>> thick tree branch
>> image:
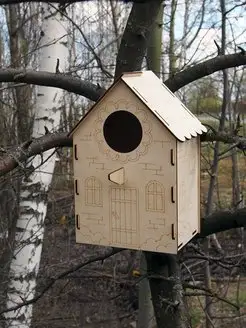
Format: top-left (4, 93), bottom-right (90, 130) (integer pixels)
top-left (1, 131), bottom-right (245, 177)
top-left (0, 132), bottom-right (72, 176)
top-left (115, 0), bottom-right (163, 79)
top-left (165, 52), bottom-right (246, 92)
top-left (199, 207), bottom-right (246, 238)
top-left (0, 69), bottom-right (103, 101)
top-left (0, 52), bottom-right (245, 103)
top-left (0, 0), bottom-right (150, 4)
top-left (201, 131), bottom-right (246, 152)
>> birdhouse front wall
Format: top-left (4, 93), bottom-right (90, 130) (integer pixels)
top-left (73, 82), bottom-right (179, 254)
top-left (177, 137), bottom-right (200, 250)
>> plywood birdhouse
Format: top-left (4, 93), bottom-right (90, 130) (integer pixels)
top-left (69, 71), bottom-right (207, 254)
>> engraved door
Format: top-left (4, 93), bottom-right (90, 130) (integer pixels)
top-left (110, 187), bottom-right (139, 247)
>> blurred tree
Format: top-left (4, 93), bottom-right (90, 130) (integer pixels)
top-left (186, 77), bottom-right (222, 115)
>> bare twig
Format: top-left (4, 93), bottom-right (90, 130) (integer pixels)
top-left (184, 283), bottom-right (240, 310)
top-left (0, 247), bottom-right (122, 315)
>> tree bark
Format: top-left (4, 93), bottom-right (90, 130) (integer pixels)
top-left (0, 52), bottom-right (246, 102)
top-left (114, 0), bottom-right (163, 79)
top-left (137, 255), bottom-right (156, 328)
top-left (138, 6), bottom-right (164, 328)
top-left (165, 52), bottom-right (246, 93)
top-left (146, 3), bottom-right (164, 77)
top-left (146, 253), bottom-right (191, 328)
top-left (168, 0), bottom-right (177, 77)
top-left (204, 1), bottom-right (228, 325)
top-left (4, 5), bottom-right (68, 327)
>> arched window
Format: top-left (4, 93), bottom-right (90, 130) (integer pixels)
top-left (146, 181), bottom-right (165, 212)
top-left (85, 177), bottom-right (102, 206)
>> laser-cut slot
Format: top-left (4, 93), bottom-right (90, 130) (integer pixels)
top-left (76, 215), bottom-right (80, 230)
top-left (170, 149), bottom-right (175, 165)
top-left (171, 187), bottom-right (175, 203)
top-left (171, 224), bottom-right (175, 240)
top-left (74, 144), bottom-right (78, 160)
top-left (75, 180), bottom-right (79, 195)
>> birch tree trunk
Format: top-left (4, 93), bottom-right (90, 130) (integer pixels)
top-left (4, 4), bottom-right (69, 328)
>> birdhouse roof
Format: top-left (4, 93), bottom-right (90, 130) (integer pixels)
top-left (69, 71), bottom-right (207, 141)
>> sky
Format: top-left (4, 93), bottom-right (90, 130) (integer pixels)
top-left (174, 1), bottom-right (246, 63)
top-left (1, 0), bottom-right (245, 83)
top-left (75, 0), bottom-right (246, 72)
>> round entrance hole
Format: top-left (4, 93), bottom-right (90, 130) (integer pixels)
top-left (103, 110), bottom-right (143, 153)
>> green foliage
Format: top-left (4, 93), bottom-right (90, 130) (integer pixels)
top-left (187, 77), bottom-right (222, 114)
top-left (228, 288), bottom-right (246, 309)
top-left (189, 306), bottom-right (202, 327)
top-left (199, 96), bottom-right (222, 114)
top-left (237, 289), bottom-right (246, 307)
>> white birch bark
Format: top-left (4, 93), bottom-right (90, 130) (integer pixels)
top-left (5, 4), bottom-right (69, 327)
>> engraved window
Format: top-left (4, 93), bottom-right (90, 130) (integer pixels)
top-left (146, 181), bottom-right (165, 212)
top-left (85, 177), bottom-right (102, 206)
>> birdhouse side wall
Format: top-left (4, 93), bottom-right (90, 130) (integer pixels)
top-left (73, 82), bottom-right (178, 254)
top-left (177, 137), bottom-right (200, 249)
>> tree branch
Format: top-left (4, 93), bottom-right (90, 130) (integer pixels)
top-left (184, 283), bottom-right (240, 310)
top-left (0, 52), bottom-right (245, 104)
top-left (0, 0), bottom-right (151, 4)
top-left (1, 131), bottom-right (245, 177)
top-left (0, 69), bottom-right (103, 101)
top-left (0, 247), bottom-right (122, 316)
top-left (0, 132), bottom-right (72, 177)
top-left (199, 207), bottom-right (246, 238)
top-left (165, 52), bottom-right (246, 92)
top-left (201, 131), bottom-right (246, 151)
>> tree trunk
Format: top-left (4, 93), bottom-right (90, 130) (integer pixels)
top-left (146, 3), bottom-right (164, 77)
top-left (137, 5), bottom-right (164, 328)
top-left (147, 253), bottom-right (190, 328)
top-left (144, 3), bottom-right (189, 326)
top-left (204, 1), bottom-right (228, 326)
top-left (114, 0), bottom-right (163, 80)
top-left (0, 4), bottom-right (33, 312)
top-left (137, 255), bottom-right (156, 328)
top-left (6, 3), bottom-right (33, 143)
top-left (4, 4), bottom-right (68, 327)
top-left (168, 0), bottom-right (177, 77)
top-left (231, 71), bottom-right (244, 257)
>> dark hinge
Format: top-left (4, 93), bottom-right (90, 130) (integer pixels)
top-left (170, 149), bottom-right (175, 166)
top-left (171, 224), bottom-right (175, 240)
top-left (74, 144), bottom-right (78, 160)
top-left (75, 180), bottom-right (79, 195)
top-left (76, 215), bottom-right (80, 230)
top-left (171, 187), bottom-right (175, 203)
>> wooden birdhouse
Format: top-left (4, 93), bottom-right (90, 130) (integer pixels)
top-left (69, 71), bottom-right (207, 254)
